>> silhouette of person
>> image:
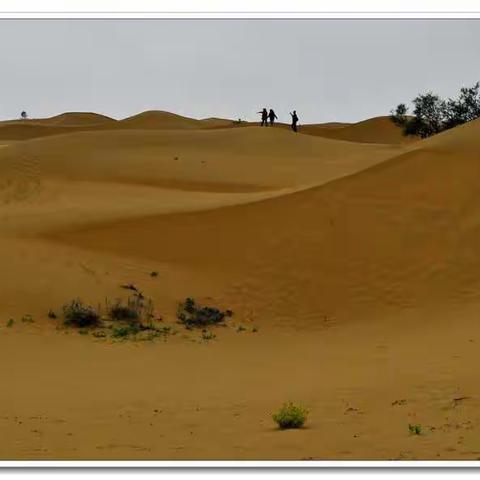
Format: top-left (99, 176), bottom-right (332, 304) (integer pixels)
top-left (258, 108), bottom-right (268, 127)
top-left (290, 110), bottom-right (299, 132)
top-left (268, 109), bottom-right (278, 126)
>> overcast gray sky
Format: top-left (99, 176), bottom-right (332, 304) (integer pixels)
top-left (0, 19), bottom-right (479, 124)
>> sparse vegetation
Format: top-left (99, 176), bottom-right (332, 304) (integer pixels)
top-left (112, 325), bottom-right (139, 338)
top-left (62, 299), bottom-right (100, 328)
top-left (57, 290), bottom-right (238, 344)
top-left (120, 283), bottom-right (144, 298)
top-left (59, 288), bottom-right (175, 342)
top-left (408, 424), bottom-right (422, 435)
top-left (107, 297), bottom-right (143, 322)
top-left (21, 314), bottom-right (34, 323)
top-left (200, 330), bottom-right (216, 342)
top-left (6, 319), bottom-right (14, 328)
top-left (272, 402), bottom-right (308, 430)
top-left (391, 81), bottom-right (480, 138)
top-left (177, 297), bottom-right (233, 329)
top-left (150, 271), bottom-right (159, 277)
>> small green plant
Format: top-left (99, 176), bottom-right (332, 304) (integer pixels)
top-left (6, 318), bottom-right (14, 328)
top-left (112, 326), bottom-right (136, 338)
top-left (47, 310), bottom-right (57, 319)
top-left (408, 424), bottom-right (422, 435)
top-left (177, 297), bottom-right (232, 329)
top-left (63, 299), bottom-right (100, 328)
top-left (272, 402), bottom-right (308, 430)
top-left (201, 330), bottom-right (216, 342)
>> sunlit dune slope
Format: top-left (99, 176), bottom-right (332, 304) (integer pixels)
top-left (0, 126), bottom-right (402, 195)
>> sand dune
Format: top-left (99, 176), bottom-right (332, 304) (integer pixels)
top-left (1, 113), bottom-right (480, 460)
top-left (0, 110), bottom-right (206, 140)
top-left (0, 126), bottom-right (402, 195)
top-left (0, 112), bottom-right (117, 140)
top-left (118, 110), bottom-right (206, 130)
top-left (301, 116), bottom-right (416, 144)
top-left (200, 117), bottom-right (234, 127)
top-left (48, 119), bottom-right (480, 322)
top-left (37, 112), bottom-right (116, 126)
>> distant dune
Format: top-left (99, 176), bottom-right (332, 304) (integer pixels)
top-left (301, 116), bottom-right (414, 144)
top-left (39, 111), bottom-right (117, 126)
top-left (200, 117), bottom-right (234, 127)
top-left (118, 110), bottom-right (206, 130)
top-left (0, 110), bottom-right (415, 144)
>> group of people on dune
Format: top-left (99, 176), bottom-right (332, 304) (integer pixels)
top-left (257, 108), bottom-right (299, 132)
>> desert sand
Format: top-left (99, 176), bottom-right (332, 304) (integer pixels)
top-left (1, 111), bottom-right (480, 461)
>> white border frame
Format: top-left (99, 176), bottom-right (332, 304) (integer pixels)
top-left (1, 0), bottom-right (479, 468)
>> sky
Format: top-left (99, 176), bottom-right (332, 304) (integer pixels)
top-left (0, 19), bottom-right (479, 124)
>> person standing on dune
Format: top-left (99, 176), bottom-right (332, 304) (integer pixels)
top-left (258, 108), bottom-right (268, 127)
top-left (290, 110), bottom-right (299, 132)
top-left (268, 109), bottom-right (278, 126)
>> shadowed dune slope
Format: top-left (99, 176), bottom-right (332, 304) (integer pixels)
top-left (48, 119), bottom-right (480, 323)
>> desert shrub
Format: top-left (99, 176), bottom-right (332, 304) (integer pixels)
top-left (177, 297), bottom-right (233, 329)
top-left (63, 299), bottom-right (100, 328)
top-left (390, 103), bottom-right (408, 126)
top-left (409, 92), bottom-right (447, 138)
top-left (107, 295), bottom-right (153, 322)
top-left (47, 310), bottom-right (57, 319)
top-left (105, 293), bottom-right (170, 340)
top-left (444, 82), bottom-right (480, 129)
top-left (6, 318), bottom-right (14, 328)
top-left (272, 402), bottom-right (308, 430)
top-left (408, 424), bottom-right (422, 435)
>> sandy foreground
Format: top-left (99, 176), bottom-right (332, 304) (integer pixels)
top-left (1, 112), bottom-right (480, 460)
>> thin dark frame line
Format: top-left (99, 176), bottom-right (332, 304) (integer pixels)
top-left (1, 10), bottom-right (480, 13)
